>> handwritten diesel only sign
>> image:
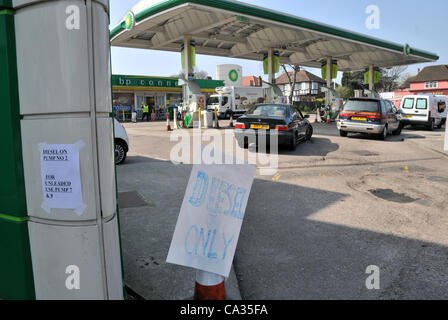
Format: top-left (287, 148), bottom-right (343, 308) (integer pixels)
top-left (167, 163), bottom-right (256, 277)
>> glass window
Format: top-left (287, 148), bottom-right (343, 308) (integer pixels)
top-left (386, 101), bottom-right (393, 113)
top-left (246, 104), bottom-right (289, 117)
top-left (343, 99), bottom-right (380, 113)
top-left (425, 81), bottom-right (438, 89)
top-left (402, 98), bottom-right (415, 109)
top-left (113, 93), bottom-right (134, 108)
top-left (438, 101), bottom-right (446, 113)
top-left (167, 93), bottom-right (181, 107)
top-left (221, 96), bottom-right (229, 106)
top-left (207, 96), bottom-right (220, 105)
top-left (416, 98), bottom-right (428, 110)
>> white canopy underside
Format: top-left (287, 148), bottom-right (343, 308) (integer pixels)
top-left (110, 0), bottom-right (438, 72)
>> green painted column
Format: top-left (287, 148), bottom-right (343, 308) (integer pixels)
top-left (0, 1), bottom-right (35, 300)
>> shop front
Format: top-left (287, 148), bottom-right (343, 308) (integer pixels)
top-left (112, 75), bottom-right (224, 121)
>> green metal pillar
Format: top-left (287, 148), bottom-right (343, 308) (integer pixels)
top-left (0, 0), bottom-right (35, 300)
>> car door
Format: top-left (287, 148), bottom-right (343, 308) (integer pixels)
top-left (387, 101), bottom-right (400, 131)
top-left (291, 106), bottom-right (306, 138)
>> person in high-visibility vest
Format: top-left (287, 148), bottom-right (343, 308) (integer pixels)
top-left (142, 104), bottom-right (150, 121)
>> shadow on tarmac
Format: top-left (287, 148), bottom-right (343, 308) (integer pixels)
top-left (116, 155), bottom-right (448, 300)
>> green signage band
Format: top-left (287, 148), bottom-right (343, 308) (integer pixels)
top-left (321, 60), bottom-right (338, 80)
top-left (181, 41), bottom-right (196, 70)
top-left (364, 67), bottom-right (380, 85)
top-left (0, 9), bottom-right (14, 15)
top-left (0, 7), bottom-right (36, 300)
top-left (263, 51), bottom-right (280, 75)
top-left (0, 213), bottom-right (29, 222)
top-left (112, 74), bottom-right (224, 90)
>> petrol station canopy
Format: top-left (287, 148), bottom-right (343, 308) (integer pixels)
top-left (110, 0), bottom-right (438, 72)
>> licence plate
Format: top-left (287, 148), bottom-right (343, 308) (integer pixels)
top-left (402, 115), bottom-right (412, 118)
top-left (351, 117), bottom-right (367, 121)
top-left (250, 124), bottom-right (270, 130)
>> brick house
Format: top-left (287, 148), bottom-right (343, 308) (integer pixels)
top-left (388, 65), bottom-right (448, 107)
top-left (243, 75), bottom-right (263, 87)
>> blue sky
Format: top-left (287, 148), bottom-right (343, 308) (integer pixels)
top-left (109, 0), bottom-right (448, 83)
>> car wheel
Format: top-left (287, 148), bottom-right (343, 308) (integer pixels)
top-left (289, 131), bottom-right (298, 151)
top-left (427, 119), bottom-right (435, 131)
top-left (392, 124), bottom-right (403, 135)
top-left (115, 140), bottom-right (127, 165)
top-left (378, 126), bottom-right (387, 140)
top-left (339, 130), bottom-right (348, 137)
top-left (305, 125), bottom-right (313, 141)
top-left (237, 136), bottom-right (249, 149)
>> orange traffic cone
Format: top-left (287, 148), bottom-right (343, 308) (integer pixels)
top-left (166, 112), bottom-right (172, 131)
top-left (194, 271), bottom-right (226, 300)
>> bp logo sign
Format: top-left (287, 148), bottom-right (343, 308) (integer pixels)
top-left (124, 12), bottom-right (135, 30)
top-left (404, 43), bottom-right (411, 56)
top-left (229, 69), bottom-right (239, 82)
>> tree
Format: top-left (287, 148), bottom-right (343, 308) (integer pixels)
top-left (335, 86), bottom-right (353, 100)
top-left (341, 66), bottom-right (408, 93)
top-left (280, 64), bottom-right (301, 104)
top-left (172, 68), bottom-right (210, 80)
top-left (378, 66), bottom-right (408, 92)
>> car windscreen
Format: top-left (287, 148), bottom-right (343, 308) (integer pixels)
top-left (343, 100), bottom-right (380, 113)
top-left (208, 96), bottom-right (219, 105)
top-left (416, 98), bottom-right (428, 110)
top-left (402, 98), bottom-right (415, 109)
top-left (246, 105), bottom-right (288, 117)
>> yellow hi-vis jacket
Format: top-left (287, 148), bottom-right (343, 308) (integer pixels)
top-left (143, 105), bottom-right (149, 113)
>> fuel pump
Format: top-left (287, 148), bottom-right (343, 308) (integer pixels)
top-left (321, 87), bottom-right (343, 121)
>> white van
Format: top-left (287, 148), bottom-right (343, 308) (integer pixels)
top-left (207, 86), bottom-right (265, 119)
top-left (399, 94), bottom-right (447, 130)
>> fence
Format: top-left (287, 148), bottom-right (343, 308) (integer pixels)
top-left (113, 106), bottom-right (168, 122)
top-left (293, 101), bottom-right (325, 113)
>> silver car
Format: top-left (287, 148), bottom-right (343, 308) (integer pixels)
top-left (337, 98), bottom-right (402, 140)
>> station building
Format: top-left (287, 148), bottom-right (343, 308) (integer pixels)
top-left (112, 74), bottom-right (224, 120)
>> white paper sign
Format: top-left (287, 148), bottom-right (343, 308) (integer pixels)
top-left (39, 142), bottom-right (85, 215)
top-left (167, 162), bottom-right (256, 277)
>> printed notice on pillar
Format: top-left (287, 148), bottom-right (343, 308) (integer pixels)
top-left (167, 152), bottom-right (256, 277)
top-left (39, 142), bottom-right (85, 215)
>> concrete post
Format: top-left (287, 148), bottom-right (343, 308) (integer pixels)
top-left (325, 57), bottom-right (333, 113)
top-left (369, 65), bottom-right (375, 92)
top-left (183, 35), bottom-right (194, 105)
top-left (11, 0), bottom-right (123, 299)
top-left (268, 48), bottom-right (275, 85)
